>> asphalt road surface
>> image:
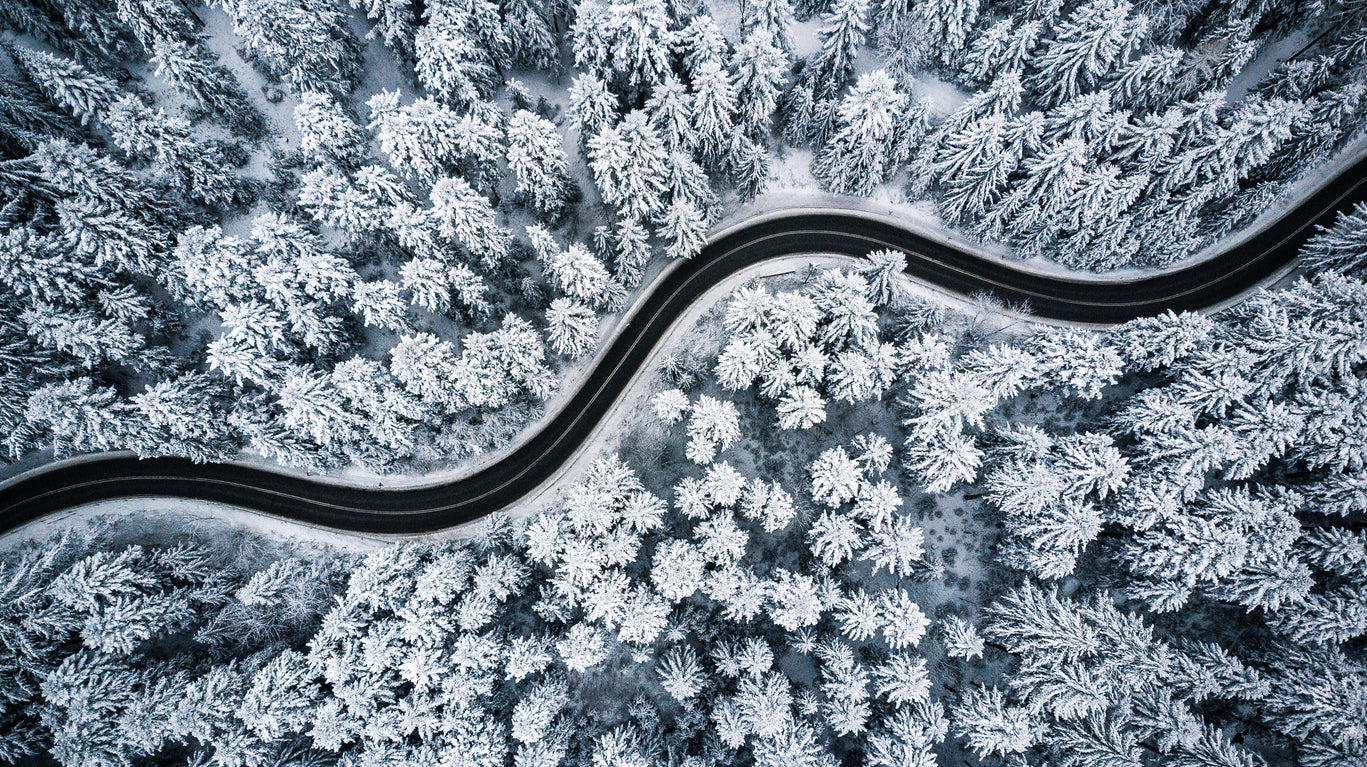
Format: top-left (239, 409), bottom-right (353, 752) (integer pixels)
top-left (4, 156), bottom-right (1367, 535)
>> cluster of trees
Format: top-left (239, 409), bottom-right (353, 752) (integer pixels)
top-left (27, 0), bottom-right (1366, 281)
top-left (1007, 272), bottom-right (1367, 766)
top-left (711, 260), bottom-right (1122, 494)
top-left (1300, 198), bottom-right (1367, 275)
top-left (4, 78), bottom-right (563, 472)
top-left (334, 0), bottom-right (1367, 277)
top-left (1, 434), bottom-right (957, 767)
top-left (550, 0), bottom-right (1367, 272)
top-left (782, 0), bottom-right (1367, 269)
top-left (700, 230), bottom-right (1367, 764)
top-left (955, 582), bottom-right (1279, 765)
top-left (950, 269), bottom-right (1367, 765)
top-left (3, 0), bottom-right (265, 136)
top-left (567, 0), bottom-right (793, 266)
top-left (213, 0), bottom-right (362, 95)
top-left (0, 28), bottom-right (262, 466)
top-left (0, 0), bottom-right (606, 473)
top-left (708, 267), bottom-right (888, 432)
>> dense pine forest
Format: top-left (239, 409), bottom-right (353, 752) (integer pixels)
top-left (2, 0), bottom-right (1367, 765)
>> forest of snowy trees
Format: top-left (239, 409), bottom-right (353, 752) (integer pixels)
top-left (4, 0), bottom-right (1367, 765)
top-left (7, 253), bottom-right (1367, 767)
top-left (4, 0), bottom-right (1367, 473)
top-left (679, 248), bottom-right (1367, 766)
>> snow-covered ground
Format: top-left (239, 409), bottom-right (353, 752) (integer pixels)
top-left (1225, 28), bottom-right (1314, 103)
top-left (0, 497), bottom-right (388, 553)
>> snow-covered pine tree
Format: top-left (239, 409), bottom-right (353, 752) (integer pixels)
top-left (4, 43), bottom-right (116, 124)
top-left (611, 219), bottom-right (651, 287)
top-left (744, 0), bottom-right (797, 52)
top-left (645, 76), bottom-right (693, 151)
top-left (903, 429), bottom-right (983, 493)
top-left (732, 33), bottom-right (788, 138)
top-left (506, 110), bottom-right (572, 218)
top-left (430, 176), bottom-right (511, 270)
top-left (275, 365), bottom-right (361, 449)
top-left (1108, 45), bottom-right (1184, 113)
top-left (1260, 79), bottom-right (1367, 187)
top-left (210, 0), bottom-right (361, 93)
top-left (664, 149), bottom-right (717, 214)
top-left (952, 686), bottom-right (1039, 759)
top-left (389, 331), bottom-right (462, 410)
top-left (658, 645), bottom-right (705, 701)
top-left (367, 91), bottom-right (462, 181)
top-left (588, 110), bottom-right (670, 224)
top-left (503, 0), bottom-right (558, 70)
top-left (902, 0), bottom-right (980, 68)
top-left (780, 80), bottom-right (817, 148)
top-left (415, 5), bottom-right (499, 109)
top-left (4, 232), bottom-right (92, 312)
top-left (569, 72), bottom-right (618, 146)
top-left (127, 373), bottom-right (234, 462)
top-left (811, 268), bottom-right (879, 348)
top-left (294, 91), bottom-right (370, 167)
top-left (652, 388), bottom-right (692, 425)
top-left (349, 0), bottom-right (417, 63)
top-left (961, 18), bottom-right (1042, 85)
top-left (862, 249), bottom-right (908, 305)
top-left (23, 378), bottom-right (139, 457)
top-left (812, 70), bottom-right (908, 196)
top-left (1029, 329), bottom-right (1123, 400)
top-left (399, 256), bottom-right (454, 313)
top-left (299, 165), bottom-right (405, 237)
top-left (813, 0), bottom-right (870, 95)
top-left (810, 445), bottom-right (865, 507)
top-left (352, 279), bottom-right (412, 332)
top-left (54, 196), bottom-right (163, 276)
top-left (1002, 137), bottom-right (1091, 252)
top-left (656, 198), bottom-right (708, 260)
top-left (732, 136), bottom-right (772, 203)
top-left (678, 13), bottom-right (729, 72)
top-left (250, 212), bottom-right (358, 307)
top-left (689, 58), bottom-right (740, 168)
top-left (687, 394), bottom-right (742, 464)
top-left (571, 0), bottom-right (673, 93)
top-left (104, 95), bottom-right (248, 207)
top-left (777, 386), bottom-right (827, 429)
top-left (1124, 487), bottom-right (1306, 613)
top-left (1027, 0), bottom-right (1147, 108)
top-left (446, 105), bottom-right (506, 191)
top-left (1175, 20), bottom-right (1257, 97)
top-left (0, 71), bottom-right (76, 148)
top-left (545, 298), bottom-right (599, 358)
top-left (529, 225), bottom-right (619, 308)
top-left (114, 0), bottom-right (196, 49)
top-left (22, 306), bottom-right (143, 369)
top-left (1301, 201), bottom-right (1367, 275)
top-left (1171, 96), bottom-right (1307, 218)
top-left (169, 225), bottom-right (261, 309)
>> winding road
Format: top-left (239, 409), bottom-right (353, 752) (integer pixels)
top-left (3, 155), bottom-right (1367, 536)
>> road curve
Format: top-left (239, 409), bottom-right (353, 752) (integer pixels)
top-left (3, 154), bottom-right (1367, 536)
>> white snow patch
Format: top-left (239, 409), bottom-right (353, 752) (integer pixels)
top-left (0, 497), bottom-right (391, 552)
top-left (1225, 29), bottom-right (1313, 103)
